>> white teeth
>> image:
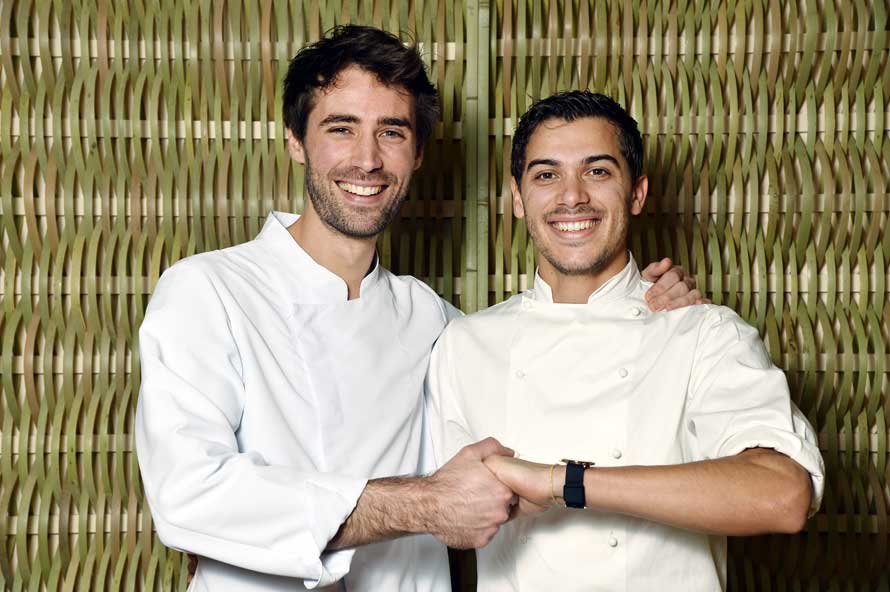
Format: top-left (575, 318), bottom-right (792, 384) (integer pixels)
top-left (338, 182), bottom-right (384, 196)
top-left (553, 219), bottom-right (599, 232)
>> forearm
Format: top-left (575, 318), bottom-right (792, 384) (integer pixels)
top-left (566, 448), bottom-right (812, 535)
top-left (328, 476), bottom-right (431, 549)
top-left (330, 438), bottom-right (516, 550)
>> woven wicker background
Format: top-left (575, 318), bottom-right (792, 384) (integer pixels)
top-left (1, 0), bottom-right (888, 589)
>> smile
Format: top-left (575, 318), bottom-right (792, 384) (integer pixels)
top-left (337, 182), bottom-right (385, 196)
top-left (551, 219), bottom-right (600, 232)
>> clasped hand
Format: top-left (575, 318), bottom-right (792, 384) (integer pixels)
top-left (426, 438), bottom-right (559, 550)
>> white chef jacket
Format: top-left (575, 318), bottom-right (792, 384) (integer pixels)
top-left (426, 257), bottom-right (825, 592)
top-left (136, 211), bottom-right (457, 592)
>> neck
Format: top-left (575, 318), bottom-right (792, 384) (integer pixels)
top-left (540, 249), bottom-right (629, 304)
top-left (288, 205), bottom-right (378, 300)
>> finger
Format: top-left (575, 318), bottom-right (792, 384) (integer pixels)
top-left (660, 290), bottom-right (704, 312)
top-left (648, 284), bottom-right (688, 311)
top-left (509, 494), bottom-right (519, 509)
top-left (468, 437), bottom-right (514, 460)
top-left (646, 276), bottom-right (683, 309)
top-left (646, 268), bottom-right (684, 301)
top-left (640, 257), bottom-right (672, 285)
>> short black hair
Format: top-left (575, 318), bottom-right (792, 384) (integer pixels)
top-left (282, 25), bottom-right (439, 151)
top-left (510, 91), bottom-right (644, 183)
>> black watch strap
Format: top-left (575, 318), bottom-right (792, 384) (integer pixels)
top-left (562, 459), bottom-right (594, 509)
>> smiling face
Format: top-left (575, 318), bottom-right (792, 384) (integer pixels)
top-left (511, 116), bottom-right (648, 281)
top-left (287, 66), bottom-right (423, 238)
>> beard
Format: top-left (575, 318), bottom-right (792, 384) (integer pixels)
top-left (304, 156), bottom-right (408, 239)
top-left (526, 202), bottom-right (630, 276)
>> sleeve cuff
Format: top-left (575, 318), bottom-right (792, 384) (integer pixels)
top-left (302, 474), bottom-right (368, 588)
top-left (305, 548), bottom-right (357, 589)
top-left (715, 425), bottom-right (826, 516)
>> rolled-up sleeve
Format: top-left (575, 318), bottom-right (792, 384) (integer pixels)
top-left (686, 307), bottom-right (825, 514)
top-left (135, 261), bottom-right (366, 587)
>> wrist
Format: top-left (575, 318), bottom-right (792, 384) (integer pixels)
top-left (554, 459), bottom-right (595, 509)
top-left (548, 464), bottom-right (567, 507)
top-left (411, 474), bottom-right (445, 535)
top-left (367, 476), bottom-right (431, 535)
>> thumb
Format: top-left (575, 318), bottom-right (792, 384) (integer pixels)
top-left (467, 437), bottom-right (515, 460)
top-left (642, 257), bottom-right (672, 289)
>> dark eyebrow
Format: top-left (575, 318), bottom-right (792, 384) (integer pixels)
top-left (379, 117), bottom-right (412, 129)
top-left (319, 114), bottom-right (360, 126)
top-left (318, 114), bottom-right (413, 130)
top-left (526, 158), bottom-right (560, 171)
top-left (582, 154), bottom-right (621, 167)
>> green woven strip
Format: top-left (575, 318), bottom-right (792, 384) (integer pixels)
top-left (1, 0), bottom-right (888, 589)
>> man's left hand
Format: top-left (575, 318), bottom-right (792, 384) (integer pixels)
top-left (641, 257), bottom-right (709, 311)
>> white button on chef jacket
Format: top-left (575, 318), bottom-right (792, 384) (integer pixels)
top-left (137, 212), bottom-right (455, 592)
top-left (426, 257), bottom-right (825, 592)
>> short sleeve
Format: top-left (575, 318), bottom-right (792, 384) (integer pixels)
top-left (686, 307), bottom-right (825, 514)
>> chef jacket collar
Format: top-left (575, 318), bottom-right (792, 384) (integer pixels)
top-left (530, 253), bottom-right (641, 305)
top-left (257, 211), bottom-right (381, 303)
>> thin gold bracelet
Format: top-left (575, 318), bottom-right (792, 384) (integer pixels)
top-left (549, 463), bottom-right (560, 506)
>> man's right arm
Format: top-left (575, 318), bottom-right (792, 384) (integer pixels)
top-left (329, 438), bottom-right (517, 550)
top-left (137, 261), bottom-right (514, 587)
top-left (137, 261), bottom-right (365, 586)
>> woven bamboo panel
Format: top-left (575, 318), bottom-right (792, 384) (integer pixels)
top-left (1, 0), bottom-right (887, 590)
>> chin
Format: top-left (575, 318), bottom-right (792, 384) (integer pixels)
top-left (541, 249), bottom-right (615, 277)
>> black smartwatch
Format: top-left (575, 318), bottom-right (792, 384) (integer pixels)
top-left (561, 459), bottom-right (595, 509)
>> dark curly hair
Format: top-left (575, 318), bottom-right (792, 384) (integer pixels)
top-left (282, 25), bottom-right (439, 151)
top-left (511, 91), bottom-right (644, 184)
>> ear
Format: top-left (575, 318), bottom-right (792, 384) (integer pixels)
top-left (629, 175), bottom-right (648, 215)
top-left (285, 129), bottom-right (306, 165)
top-left (413, 145), bottom-right (424, 171)
top-left (510, 177), bottom-right (526, 219)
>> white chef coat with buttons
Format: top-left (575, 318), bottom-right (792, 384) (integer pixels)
top-left (426, 257), bottom-right (824, 592)
top-left (136, 211), bottom-right (457, 592)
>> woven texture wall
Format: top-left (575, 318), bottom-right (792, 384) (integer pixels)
top-left (1, 0), bottom-right (888, 589)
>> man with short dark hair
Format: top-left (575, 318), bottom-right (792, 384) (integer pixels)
top-left (427, 90), bottom-right (824, 591)
top-left (136, 28), bottom-right (703, 591)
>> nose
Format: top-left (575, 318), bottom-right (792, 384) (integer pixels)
top-left (351, 133), bottom-right (384, 173)
top-left (559, 175), bottom-right (590, 208)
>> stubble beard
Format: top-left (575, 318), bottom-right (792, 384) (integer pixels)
top-left (304, 156), bottom-right (408, 239)
top-left (526, 201), bottom-right (630, 277)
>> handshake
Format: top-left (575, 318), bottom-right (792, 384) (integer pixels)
top-left (422, 437), bottom-right (562, 549)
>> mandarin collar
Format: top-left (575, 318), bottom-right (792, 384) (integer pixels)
top-left (530, 254), bottom-right (642, 305)
top-left (257, 211), bottom-right (381, 303)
